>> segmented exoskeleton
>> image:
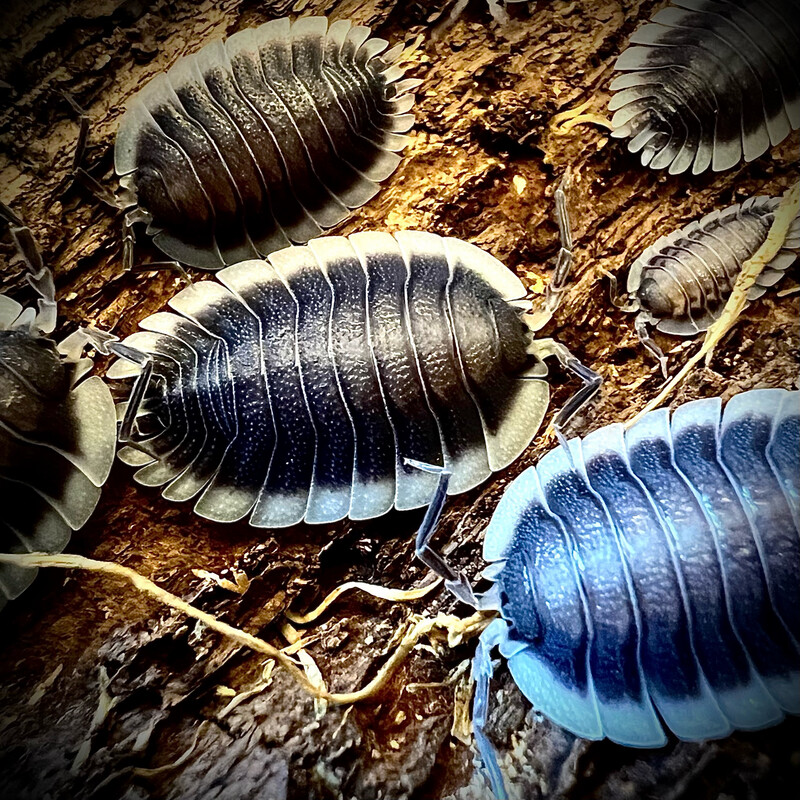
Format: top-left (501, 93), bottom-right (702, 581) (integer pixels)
top-left (114, 16), bottom-right (417, 270)
top-left (107, 231), bottom-right (600, 527)
top-left (609, 0), bottom-right (800, 174)
top-left (618, 194), bottom-right (800, 374)
top-left (416, 388), bottom-right (799, 799)
top-left (0, 205), bottom-right (116, 610)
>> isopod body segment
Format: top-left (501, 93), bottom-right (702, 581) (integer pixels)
top-left (115, 16), bottom-right (417, 270)
top-left (108, 231), bottom-right (599, 528)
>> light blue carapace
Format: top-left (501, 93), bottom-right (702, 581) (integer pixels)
top-left (415, 388), bottom-right (799, 799)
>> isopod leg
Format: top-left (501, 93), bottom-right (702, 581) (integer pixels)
top-left (634, 312), bottom-right (669, 379)
top-left (0, 200), bottom-right (57, 334)
top-left (472, 618), bottom-right (510, 800)
top-left (527, 338), bottom-right (602, 437)
top-left (407, 458), bottom-right (480, 608)
top-left (58, 327), bottom-right (153, 442)
top-left (599, 267), bottom-right (638, 312)
top-left (61, 92), bottom-right (122, 210)
top-left (122, 207), bottom-right (190, 279)
top-left (107, 342), bottom-right (154, 443)
top-left (544, 175), bottom-right (574, 316)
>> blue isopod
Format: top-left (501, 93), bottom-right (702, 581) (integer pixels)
top-left (416, 387), bottom-right (799, 798)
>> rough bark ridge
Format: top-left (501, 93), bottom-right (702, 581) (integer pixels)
top-left (0, 1), bottom-right (798, 799)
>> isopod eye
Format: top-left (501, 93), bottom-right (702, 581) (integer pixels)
top-left (637, 276), bottom-right (685, 319)
top-left (498, 549), bottom-right (543, 644)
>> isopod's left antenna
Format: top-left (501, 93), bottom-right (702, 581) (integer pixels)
top-left (407, 456), bottom-right (512, 799)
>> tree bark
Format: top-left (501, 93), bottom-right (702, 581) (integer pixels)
top-left (0, 1), bottom-right (797, 799)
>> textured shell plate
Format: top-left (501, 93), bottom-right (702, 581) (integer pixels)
top-left (610, 0), bottom-right (800, 174)
top-left (115, 16), bottom-right (415, 270)
top-left (483, 388), bottom-right (799, 746)
top-left (627, 195), bottom-right (800, 335)
top-left (109, 231), bottom-right (550, 528)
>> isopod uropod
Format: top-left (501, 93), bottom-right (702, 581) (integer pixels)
top-left (616, 193), bottom-right (800, 374)
top-left (107, 230), bottom-right (600, 528)
top-left (114, 16), bottom-right (417, 270)
top-left (609, 0), bottom-right (800, 174)
top-left (416, 387), bottom-right (800, 799)
top-left (0, 204), bottom-right (116, 609)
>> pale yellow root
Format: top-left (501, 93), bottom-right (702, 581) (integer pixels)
top-left (285, 576), bottom-right (443, 625)
top-left (0, 552), bottom-right (489, 706)
top-left (550, 98), bottom-right (614, 135)
top-left (625, 181), bottom-right (800, 429)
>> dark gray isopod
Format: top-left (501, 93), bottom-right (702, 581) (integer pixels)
top-left (107, 231), bottom-right (598, 528)
top-left (114, 16), bottom-right (417, 270)
top-left (624, 194), bottom-right (800, 371)
top-left (418, 388), bottom-right (799, 798)
top-left (0, 213), bottom-right (116, 610)
top-left (609, 0), bottom-right (800, 174)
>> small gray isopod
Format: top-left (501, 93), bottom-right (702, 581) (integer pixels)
top-left (614, 194), bottom-right (800, 374)
top-left (112, 16), bottom-right (417, 270)
top-left (609, 0), bottom-right (800, 174)
top-left (106, 230), bottom-right (600, 528)
top-left (0, 204), bottom-right (116, 609)
top-left (416, 387), bottom-right (799, 799)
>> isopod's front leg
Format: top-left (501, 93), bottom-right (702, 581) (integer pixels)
top-left (634, 311), bottom-right (669, 379)
top-left (0, 200), bottom-right (57, 335)
top-left (472, 618), bottom-right (511, 800)
top-left (527, 338), bottom-right (602, 438)
top-left (406, 458), bottom-right (481, 608)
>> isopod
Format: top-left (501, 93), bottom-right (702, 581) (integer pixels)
top-left (416, 387), bottom-right (799, 798)
top-left (106, 230), bottom-right (600, 527)
top-left (609, 0), bottom-right (800, 174)
top-left (617, 193), bottom-right (800, 374)
top-left (113, 16), bottom-right (417, 270)
top-left (0, 204), bottom-right (116, 610)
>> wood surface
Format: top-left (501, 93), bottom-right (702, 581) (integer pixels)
top-left (0, 1), bottom-right (798, 798)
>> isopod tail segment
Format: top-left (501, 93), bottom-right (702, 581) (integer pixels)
top-left (0, 202), bottom-right (116, 609)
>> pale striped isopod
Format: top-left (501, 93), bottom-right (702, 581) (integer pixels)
top-left (622, 194), bottom-right (800, 373)
top-left (107, 231), bottom-right (599, 527)
top-left (609, 0), bottom-right (800, 174)
top-left (417, 388), bottom-right (799, 798)
top-left (115, 16), bottom-right (416, 270)
top-left (0, 208), bottom-right (116, 610)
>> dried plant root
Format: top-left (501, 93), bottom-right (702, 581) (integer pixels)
top-left (285, 576), bottom-right (443, 624)
top-left (0, 552), bottom-right (488, 706)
